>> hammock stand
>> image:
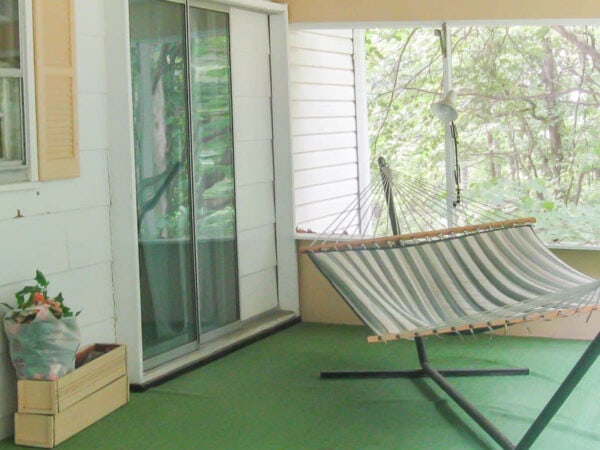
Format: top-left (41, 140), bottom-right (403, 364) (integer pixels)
top-left (300, 158), bottom-right (600, 450)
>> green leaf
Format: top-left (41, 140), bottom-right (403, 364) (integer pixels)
top-left (20, 286), bottom-right (40, 294)
top-left (541, 200), bottom-right (555, 212)
top-left (61, 305), bottom-right (73, 317)
top-left (14, 291), bottom-right (26, 308)
top-left (35, 270), bottom-right (49, 288)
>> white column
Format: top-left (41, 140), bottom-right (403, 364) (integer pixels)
top-left (441, 23), bottom-right (457, 227)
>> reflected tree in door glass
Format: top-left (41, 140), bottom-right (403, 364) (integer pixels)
top-left (129, 0), bottom-right (197, 360)
top-left (189, 7), bottom-right (240, 331)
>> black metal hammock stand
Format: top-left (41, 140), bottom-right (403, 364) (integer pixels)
top-left (300, 157), bottom-right (600, 450)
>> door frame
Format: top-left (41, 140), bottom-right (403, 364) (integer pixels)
top-left (105, 0), bottom-right (298, 385)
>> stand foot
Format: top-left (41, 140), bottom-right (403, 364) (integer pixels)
top-left (320, 367), bottom-right (529, 379)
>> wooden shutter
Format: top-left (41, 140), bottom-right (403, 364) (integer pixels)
top-left (33, 0), bottom-right (79, 180)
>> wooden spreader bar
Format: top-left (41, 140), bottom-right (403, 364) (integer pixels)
top-left (368, 305), bottom-right (600, 343)
top-left (299, 217), bottom-right (536, 254)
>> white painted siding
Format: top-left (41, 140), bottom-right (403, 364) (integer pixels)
top-left (0, 0), bottom-right (114, 439)
top-left (231, 9), bottom-right (279, 320)
top-left (289, 29), bottom-right (362, 233)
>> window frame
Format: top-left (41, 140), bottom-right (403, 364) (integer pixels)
top-left (0, 0), bottom-right (38, 187)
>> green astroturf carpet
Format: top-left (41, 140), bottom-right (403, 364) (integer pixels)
top-left (1, 323), bottom-right (599, 449)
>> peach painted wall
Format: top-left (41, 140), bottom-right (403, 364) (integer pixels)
top-left (274, 0), bottom-right (600, 24)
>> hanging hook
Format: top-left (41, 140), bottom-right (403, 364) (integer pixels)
top-left (451, 122), bottom-right (462, 207)
top-left (434, 24), bottom-right (448, 58)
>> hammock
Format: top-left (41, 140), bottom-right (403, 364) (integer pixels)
top-left (301, 158), bottom-right (600, 449)
top-left (306, 221), bottom-right (600, 342)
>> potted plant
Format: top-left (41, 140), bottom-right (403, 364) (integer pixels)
top-left (2, 270), bottom-right (80, 380)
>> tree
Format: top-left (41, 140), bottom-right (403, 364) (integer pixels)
top-left (366, 25), bottom-right (600, 245)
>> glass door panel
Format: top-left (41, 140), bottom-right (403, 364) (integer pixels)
top-left (129, 0), bottom-right (198, 360)
top-left (189, 7), bottom-right (240, 333)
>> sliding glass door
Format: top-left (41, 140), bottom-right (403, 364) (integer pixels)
top-left (189, 6), bottom-right (239, 334)
top-left (129, 0), bottom-right (239, 364)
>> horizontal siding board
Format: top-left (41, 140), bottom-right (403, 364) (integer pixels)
top-left (66, 207), bottom-right (112, 268)
top-left (239, 268), bottom-right (278, 320)
top-left (294, 163), bottom-right (357, 188)
top-left (236, 182), bottom-right (275, 232)
top-left (291, 100), bottom-right (356, 118)
top-left (51, 264), bottom-right (115, 329)
top-left (296, 214), bottom-right (361, 235)
top-left (293, 147), bottom-right (357, 171)
top-left (79, 319), bottom-right (117, 347)
top-left (234, 140), bottom-right (273, 187)
top-left (295, 195), bottom-right (360, 226)
top-left (295, 179), bottom-right (359, 206)
top-left (293, 117), bottom-right (356, 136)
top-left (0, 214), bottom-right (70, 286)
top-left (230, 9), bottom-right (269, 55)
top-left (233, 97), bottom-right (272, 141)
top-left (289, 31), bottom-right (353, 54)
top-left (289, 48), bottom-right (353, 70)
top-left (0, 151), bottom-right (110, 222)
top-left (78, 93), bottom-right (108, 150)
top-left (231, 51), bottom-right (271, 98)
top-left (289, 66), bottom-right (355, 86)
top-left (293, 132), bottom-right (357, 153)
top-left (237, 225), bottom-right (276, 277)
top-left (291, 83), bottom-right (355, 101)
top-left (76, 35), bottom-right (107, 94)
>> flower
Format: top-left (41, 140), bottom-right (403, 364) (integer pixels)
top-left (2, 270), bottom-right (79, 324)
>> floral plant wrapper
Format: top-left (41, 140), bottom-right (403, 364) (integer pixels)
top-left (3, 306), bottom-right (81, 381)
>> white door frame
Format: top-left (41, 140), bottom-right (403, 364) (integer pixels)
top-left (104, 0), bottom-right (297, 385)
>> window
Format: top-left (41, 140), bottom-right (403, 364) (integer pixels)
top-left (366, 24), bottom-right (600, 247)
top-left (0, 0), bottom-right (27, 183)
top-left (0, 0), bottom-right (79, 184)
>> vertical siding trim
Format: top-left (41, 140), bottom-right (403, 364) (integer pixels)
top-left (33, 0), bottom-right (79, 180)
top-left (352, 29), bottom-right (371, 234)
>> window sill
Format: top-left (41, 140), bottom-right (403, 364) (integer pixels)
top-left (0, 180), bottom-right (41, 193)
top-left (547, 243), bottom-right (600, 252)
top-left (295, 233), bottom-right (600, 251)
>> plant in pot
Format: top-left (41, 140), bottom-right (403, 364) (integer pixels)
top-left (2, 270), bottom-right (81, 381)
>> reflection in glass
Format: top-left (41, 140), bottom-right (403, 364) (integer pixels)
top-left (129, 0), bottom-right (197, 360)
top-left (0, 0), bottom-right (24, 166)
top-left (0, 0), bottom-right (20, 68)
top-left (0, 78), bottom-right (24, 163)
top-left (189, 8), bottom-right (239, 331)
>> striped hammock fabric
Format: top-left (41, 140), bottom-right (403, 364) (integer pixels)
top-left (308, 224), bottom-right (600, 341)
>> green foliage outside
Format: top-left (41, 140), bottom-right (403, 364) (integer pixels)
top-left (366, 26), bottom-right (600, 246)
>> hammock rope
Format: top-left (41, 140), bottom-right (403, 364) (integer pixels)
top-left (304, 157), bottom-right (520, 249)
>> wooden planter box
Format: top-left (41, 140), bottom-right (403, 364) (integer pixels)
top-left (14, 344), bottom-right (129, 448)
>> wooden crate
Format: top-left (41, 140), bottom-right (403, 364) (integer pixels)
top-left (17, 344), bottom-right (127, 414)
top-left (14, 344), bottom-right (129, 448)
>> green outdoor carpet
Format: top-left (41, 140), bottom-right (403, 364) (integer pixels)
top-left (1, 323), bottom-right (599, 449)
